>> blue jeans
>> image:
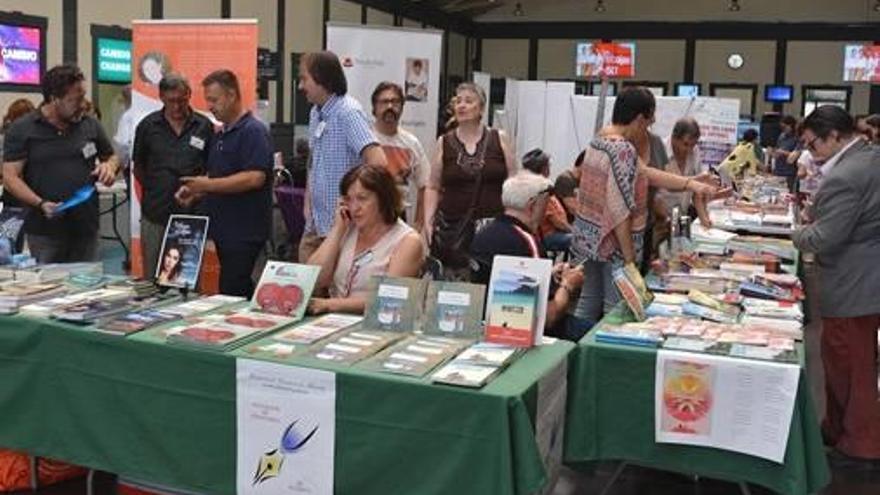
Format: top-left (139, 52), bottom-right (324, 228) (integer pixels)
top-left (573, 260), bottom-right (619, 323)
top-left (542, 232), bottom-right (572, 252)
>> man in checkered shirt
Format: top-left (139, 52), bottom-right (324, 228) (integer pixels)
top-left (297, 51), bottom-right (387, 262)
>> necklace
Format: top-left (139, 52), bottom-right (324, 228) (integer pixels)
top-left (452, 127), bottom-right (488, 174)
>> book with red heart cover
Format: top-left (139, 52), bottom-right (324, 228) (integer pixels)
top-left (251, 262), bottom-right (319, 321)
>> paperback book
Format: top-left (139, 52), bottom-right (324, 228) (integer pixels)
top-left (363, 336), bottom-right (468, 378)
top-left (363, 276), bottom-right (427, 332)
top-left (308, 329), bottom-right (404, 365)
top-left (421, 281), bottom-right (486, 338)
top-left (251, 261), bottom-right (319, 320)
top-left (155, 215), bottom-right (209, 290)
top-left (165, 321), bottom-right (265, 351)
top-left (612, 264), bottom-right (654, 321)
top-left (430, 362), bottom-right (501, 388)
top-left (453, 342), bottom-right (520, 368)
top-left (273, 313), bottom-right (364, 345)
top-left (484, 256), bottom-right (552, 347)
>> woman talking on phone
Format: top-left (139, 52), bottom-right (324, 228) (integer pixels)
top-left (308, 164), bottom-right (425, 315)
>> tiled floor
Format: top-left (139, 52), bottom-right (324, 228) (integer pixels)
top-left (18, 264), bottom-right (880, 494)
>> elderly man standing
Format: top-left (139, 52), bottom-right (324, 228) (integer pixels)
top-left (792, 106), bottom-right (880, 465)
top-left (133, 73), bottom-right (213, 278)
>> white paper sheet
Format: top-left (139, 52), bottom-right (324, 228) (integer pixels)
top-left (655, 350), bottom-right (799, 463)
top-left (237, 359), bottom-right (336, 494)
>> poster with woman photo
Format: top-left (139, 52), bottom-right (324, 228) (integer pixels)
top-left (404, 58), bottom-right (429, 102)
top-left (156, 215), bottom-right (210, 289)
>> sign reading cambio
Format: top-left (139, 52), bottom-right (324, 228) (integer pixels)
top-left (575, 42), bottom-right (636, 78)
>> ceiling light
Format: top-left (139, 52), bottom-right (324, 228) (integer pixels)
top-left (874, 0), bottom-right (880, 12)
top-left (728, 0), bottom-right (741, 11)
top-left (595, 0), bottom-right (607, 13)
top-left (513, 2), bottom-right (524, 16)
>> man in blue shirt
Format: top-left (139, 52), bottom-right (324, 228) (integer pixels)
top-left (297, 51), bottom-right (386, 263)
top-left (772, 115), bottom-right (799, 192)
top-left (175, 69), bottom-right (273, 297)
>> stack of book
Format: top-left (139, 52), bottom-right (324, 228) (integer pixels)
top-left (20, 288), bottom-right (131, 318)
top-left (272, 314), bottom-right (364, 345)
top-left (594, 323), bottom-right (664, 347)
top-left (52, 291), bottom-right (176, 324)
top-left (99, 294), bottom-right (247, 337)
top-left (367, 335), bottom-right (469, 377)
top-left (431, 342), bottom-right (522, 388)
top-left (306, 328), bottom-right (404, 365)
top-left (0, 282), bottom-right (68, 314)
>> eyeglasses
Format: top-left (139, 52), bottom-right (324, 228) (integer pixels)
top-left (531, 185), bottom-right (554, 202)
top-left (805, 136), bottom-right (820, 152)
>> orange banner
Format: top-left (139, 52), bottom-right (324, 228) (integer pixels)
top-left (129, 20), bottom-right (258, 292)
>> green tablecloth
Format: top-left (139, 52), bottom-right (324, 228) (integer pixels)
top-left (564, 307), bottom-right (830, 495)
top-left (0, 315), bottom-right (573, 495)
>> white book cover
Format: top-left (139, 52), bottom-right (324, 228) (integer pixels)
top-left (237, 360), bottom-right (335, 495)
top-left (485, 255), bottom-right (552, 346)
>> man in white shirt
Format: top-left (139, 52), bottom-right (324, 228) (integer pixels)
top-left (371, 81), bottom-right (430, 229)
top-left (113, 85), bottom-right (136, 174)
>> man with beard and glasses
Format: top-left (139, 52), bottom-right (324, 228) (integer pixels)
top-left (2, 64), bottom-right (119, 263)
top-left (371, 81), bottom-right (430, 229)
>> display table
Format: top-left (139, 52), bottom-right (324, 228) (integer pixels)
top-left (0, 315), bottom-right (573, 495)
top-left (564, 307), bottom-right (830, 495)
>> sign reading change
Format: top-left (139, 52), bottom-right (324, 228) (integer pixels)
top-left (97, 37), bottom-right (132, 83)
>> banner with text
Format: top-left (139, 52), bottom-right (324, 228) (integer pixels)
top-left (237, 359), bottom-right (336, 495)
top-left (130, 20), bottom-right (258, 289)
top-left (326, 23), bottom-right (442, 157)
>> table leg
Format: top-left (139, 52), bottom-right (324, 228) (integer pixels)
top-left (86, 469), bottom-right (95, 495)
top-left (598, 461), bottom-right (628, 495)
top-left (29, 456), bottom-right (38, 491)
top-left (738, 481), bottom-right (752, 495)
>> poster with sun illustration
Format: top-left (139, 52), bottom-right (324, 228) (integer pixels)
top-left (659, 360), bottom-right (715, 437)
top-left (654, 349), bottom-right (801, 463)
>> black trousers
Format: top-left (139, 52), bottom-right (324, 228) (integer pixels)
top-left (215, 240), bottom-right (264, 298)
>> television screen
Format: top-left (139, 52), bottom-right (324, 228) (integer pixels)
top-left (764, 85), bottom-right (793, 103)
top-left (0, 23), bottom-right (42, 85)
top-left (675, 83), bottom-right (700, 97)
top-left (843, 44), bottom-right (880, 83)
top-left (576, 42), bottom-right (635, 78)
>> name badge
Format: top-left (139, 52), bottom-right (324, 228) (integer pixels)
top-left (81, 141), bottom-right (97, 160)
top-left (189, 136), bottom-right (205, 150)
top-left (315, 121), bottom-right (327, 139)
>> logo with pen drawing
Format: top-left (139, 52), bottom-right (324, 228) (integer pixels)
top-left (253, 420), bottom-right (320, 485)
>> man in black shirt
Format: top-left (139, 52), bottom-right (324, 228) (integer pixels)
top-left (470, 172), bottom-right (588, 341)
top-left (2, 64), bottom-right (118, 263)
top-left (132, 73), bottom-right (213, 279)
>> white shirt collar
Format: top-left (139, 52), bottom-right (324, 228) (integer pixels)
top-left (819, 136), bottom-right (863, 176)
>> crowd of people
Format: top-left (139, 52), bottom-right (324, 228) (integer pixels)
top-left (1, 54), bottom-right (878, 340)
top-left (2, 50), bottom-right (880, 465)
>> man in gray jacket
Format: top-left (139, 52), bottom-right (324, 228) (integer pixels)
top-left (793, 105), bottom-right (880, 463)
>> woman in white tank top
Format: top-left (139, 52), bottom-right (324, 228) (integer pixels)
top-left (308, 164), bottom-right (425, 315)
